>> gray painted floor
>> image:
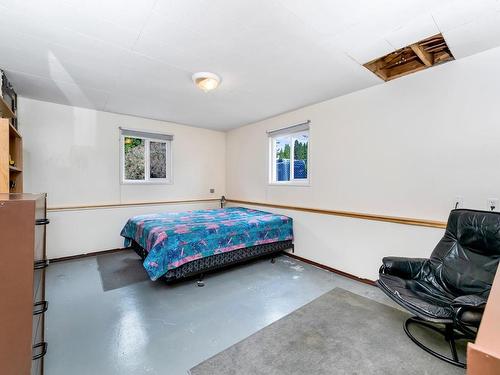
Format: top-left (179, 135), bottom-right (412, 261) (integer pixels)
top-left (45, 251), bottom-right (402, 375)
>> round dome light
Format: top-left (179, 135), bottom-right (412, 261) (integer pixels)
top-left (192, 72), bottom-right (221, 92)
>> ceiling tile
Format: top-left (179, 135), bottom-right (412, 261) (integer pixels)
top-left (111, 53), bottom-right (192, 96)
top-left (0, 21), bottom-right (125, 91)
top-left (7, 71), bottom-right (110, 110)
top-left (152, 0), bottom-right (276, 39)
top-left (1, 0), bottom-right (499, 130)
top-left (385, 13), bottom-right (439, 50)
top-left (328, 36), bottom-right (395, 65)
top-left (0, 1), bottom-right (140, 49)
top-left (0, 46), bottom-right (119, 92)
top-left (0, 10), bottom-right (127, 59)
top-left (443, 10), bottom-right (500, 59)
top-left (67, 0), bottom-right (156, 31)
top-left (278, 0), bottom-right (440, 37)
top-left (135, 1), bottom-right (322, 77)
top-left (276, 0), bottom-right (372, 36)
top-left (431, 0), bottom-right (500, 32)
top-left (132, 13), bottom-right (223, 74)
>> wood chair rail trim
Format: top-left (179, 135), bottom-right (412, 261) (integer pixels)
top-left (47, 197), bottom-right (447, 229)
top-left (47, 198), bottom-right (220, 212)
top-left (226, 199), bottom-right (447, 229)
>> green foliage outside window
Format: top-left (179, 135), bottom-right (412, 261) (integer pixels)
top-left (276, 141), bottom-right (307, 160)
top-left (150, 141), bottom-right (167, 179)
top-left (293, 140), bottom-right (308, 162)
top-left (276, 143), bottom-right (290, 160)
top-left (124, 137), bottom-right (145, 180)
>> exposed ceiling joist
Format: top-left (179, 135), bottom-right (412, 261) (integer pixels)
top-left (363, 34), bottom-right (454, 82)
top-left (410, 43), bottom-right (433, 67)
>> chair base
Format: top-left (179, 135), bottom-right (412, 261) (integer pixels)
top-left (404, 317), bottom-right (472, 368)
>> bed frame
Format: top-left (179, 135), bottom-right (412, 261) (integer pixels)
top-left (130, 239), bottom-right (294, 284)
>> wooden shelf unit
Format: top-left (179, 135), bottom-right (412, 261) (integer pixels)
top-left (9, 165), bottom-right (22, 172)
top-left (0, 95), bottom-right (16, 119)
top-left (0, 118), bottom-right (23, 193)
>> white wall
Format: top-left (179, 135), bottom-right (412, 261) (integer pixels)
top-left (226, 46), bottom-right (500, 280)
top-left (19, 98), bottom-right (226, 258)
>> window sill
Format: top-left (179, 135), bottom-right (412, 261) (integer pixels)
top-left (121, 180), bottom-right (173, 185)
top-left (268, 182), bottom-right (310, 187)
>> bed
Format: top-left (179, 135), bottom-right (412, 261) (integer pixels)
top-left (120, 206), bottom-right (294, 282)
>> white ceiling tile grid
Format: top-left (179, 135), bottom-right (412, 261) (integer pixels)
top-left (0, 0), bottom-right (499, 130)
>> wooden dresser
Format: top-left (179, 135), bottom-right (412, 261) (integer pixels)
top-left (0, 193), bottom-right (49, 375)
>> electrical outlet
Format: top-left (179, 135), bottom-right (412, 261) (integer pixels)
top-left (487, 198), bottom-right (498, 211)
top-left (454, 196), bottom-right (464, 209)
top-left (209, 188), bottom-right (215, 194)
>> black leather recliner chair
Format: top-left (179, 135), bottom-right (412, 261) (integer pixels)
top-left (377, 209), bottom-right (500, 368)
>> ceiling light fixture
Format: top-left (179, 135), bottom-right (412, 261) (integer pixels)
top-left (192, 72), bottom-right (221, 92)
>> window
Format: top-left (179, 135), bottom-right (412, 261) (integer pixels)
top-left (120, 128), bottom-right (172, 184)
top-left (269, 122), bottom-right (309, 185)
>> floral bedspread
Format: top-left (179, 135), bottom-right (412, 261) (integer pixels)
top-left (120, 207), bottom-right (293, 280)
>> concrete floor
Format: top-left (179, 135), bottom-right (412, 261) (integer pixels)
top-left (45, 250), bottom-right (397, 375)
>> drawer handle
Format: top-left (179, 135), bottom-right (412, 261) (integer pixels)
top-left (34, 259), bottom-right (49, 270)
top-left (35, 218), bottom-right (50, 225)
top-left (33, 300), bottom-right (49, 315)
top-left (32, 342), bottom-right (48, 360)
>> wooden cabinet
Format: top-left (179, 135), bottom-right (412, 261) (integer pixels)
top-left (0, 193), bottom-right (48, 375)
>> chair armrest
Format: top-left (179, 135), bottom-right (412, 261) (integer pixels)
top-left (380, 257), bottom-right (427, 279)
top-left (452, 295), bottom-right (487, 309)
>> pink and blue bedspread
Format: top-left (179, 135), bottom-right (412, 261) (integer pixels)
top-left (120, 207), bottom-right (293, 280)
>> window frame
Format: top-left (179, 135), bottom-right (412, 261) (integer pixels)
top-left (120, 133), bottom-right (173, 185)
top-left (269, 129), bottom-right (310, 186)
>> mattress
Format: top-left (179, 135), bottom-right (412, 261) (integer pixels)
top-left (120, 207), bottom-right (293, 280)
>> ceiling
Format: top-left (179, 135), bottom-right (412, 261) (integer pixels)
top-left (0, 0), bottom-right (499, 130)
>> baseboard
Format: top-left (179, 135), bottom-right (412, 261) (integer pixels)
top-left (50, 247), bottom-right (376, 287)
top-left (49, 248), bottom-right (124, 263)
top-left (284, 252), bottom-right (376, 286)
